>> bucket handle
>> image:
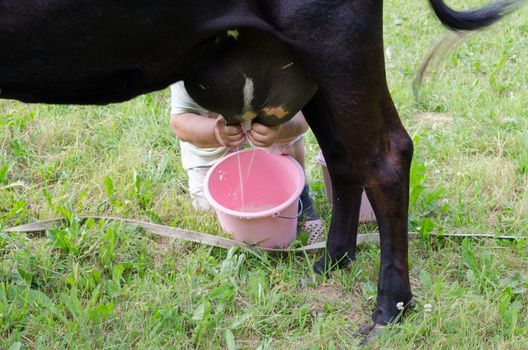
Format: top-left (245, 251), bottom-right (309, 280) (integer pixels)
top-left (274, 198), bottom-right (303, 220)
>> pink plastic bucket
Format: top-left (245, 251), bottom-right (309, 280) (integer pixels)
top-left (316, 150), bottom-right (376, 223)
top-left (204, 149), bottom-right (305, 248)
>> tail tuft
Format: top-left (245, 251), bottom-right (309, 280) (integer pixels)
top-left (428, 0), bottom-right (524, 31)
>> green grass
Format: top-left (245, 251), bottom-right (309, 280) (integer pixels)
top-left (1, 0), bottom-right (527, 348)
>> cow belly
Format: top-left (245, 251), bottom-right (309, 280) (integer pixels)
top-left (183, 29), bottom-right (318, 127)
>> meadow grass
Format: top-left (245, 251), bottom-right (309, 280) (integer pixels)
top-left (1, 0), bottom-right (527, 348)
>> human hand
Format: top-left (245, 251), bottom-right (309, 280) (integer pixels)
top-left (214, 116), bottom-right (246, 148)
top-left (247, 122), bottom-right (282, 148)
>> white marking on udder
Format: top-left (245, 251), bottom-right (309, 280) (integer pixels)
top-left (242, 75), bottom-right (254, 112)
top-left (281, 62), bottom-right (294, 69)
top-left (199, 84), bottom-right (206, 90)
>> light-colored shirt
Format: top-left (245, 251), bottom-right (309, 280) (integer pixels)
top-left (170, 81), bottom-right (229, 169)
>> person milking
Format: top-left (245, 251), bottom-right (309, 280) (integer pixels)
top-left (169, 79), bottom-right (324, 244)
top-left (168, 29), bottom-right (324, 243)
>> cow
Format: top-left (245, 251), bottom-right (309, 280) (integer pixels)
top-left (0, 0), bottom-right (521, 343)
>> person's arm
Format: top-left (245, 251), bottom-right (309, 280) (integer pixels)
top-left (247, 112), bottom-right (309, 147)
top-left (170, 113), bottom-right (246, 148)
top-left (277, 112), bottom-right (309, 143)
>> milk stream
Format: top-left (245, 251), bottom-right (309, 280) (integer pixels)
top-left (236, 148), bottom-right (246, 210)
top-left (235, 121), bottom-right (279, 212)
top-left (236, 121), bottom-right (256, 211)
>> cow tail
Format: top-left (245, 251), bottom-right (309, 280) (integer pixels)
top-left (414, 0), bottom-right (524, 99)
top-left (428, 0), bottom-right (523, 31)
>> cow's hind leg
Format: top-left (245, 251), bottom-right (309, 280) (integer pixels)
top-left (302, 94), bottom-right (364, 272)
top-left (289, 6), bottom-right (413, 343)
top-left (357, 99), bottom-right (415, 344)
top-left (363, 98), bottom-right (415, 326)
top-left (304, 86), bottom-right (414, 343)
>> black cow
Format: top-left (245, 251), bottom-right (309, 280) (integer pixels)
top-left (0, 0), bottom-right (521, 343)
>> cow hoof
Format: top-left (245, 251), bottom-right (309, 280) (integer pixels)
top-left (353, 323), bottom-right (386, 346)
top-left (313, 254), bottom-right (353, 275)
top-left (352, 323), bottom-right (375, 337)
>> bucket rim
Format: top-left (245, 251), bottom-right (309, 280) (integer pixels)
top-left (203, 148), bottom-right (305, 219)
